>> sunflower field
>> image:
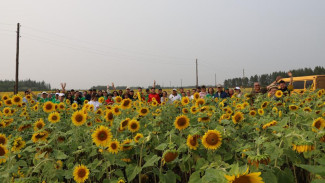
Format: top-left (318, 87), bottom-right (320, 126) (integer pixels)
top-left (0, 89), bottom-right (325, 183)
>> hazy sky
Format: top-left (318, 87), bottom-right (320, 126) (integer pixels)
top-left (1, 0), bottom-right (324, 90)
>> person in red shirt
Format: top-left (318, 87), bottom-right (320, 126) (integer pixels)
top-left (148, 87), bottom-right (161, 103)
top-left (105, 94), bottom-right (114, 105)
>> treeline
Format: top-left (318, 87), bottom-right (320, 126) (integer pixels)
top-left (224, 66), bottom-right (325, 88)
top-left (0, 79), bottom-right (51, 92)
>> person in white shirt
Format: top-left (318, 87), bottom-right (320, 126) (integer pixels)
top-left (88, 94), bottom-right (101, 111)
top-left (169, 89), bottom-right (181, 103)
top-left (160, 91), bottom-right (168, 103)
top-left (234, 87), bottom-right (243, 97)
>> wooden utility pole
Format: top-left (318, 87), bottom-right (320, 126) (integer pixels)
top-left (14, 23), bottom-right (20, 94)
top-left (196, 59), bottom-right (198, 88)
top-left (215, 73), bottom-right (216, 87)
top-left (181, 79), bottom-right (182, 88)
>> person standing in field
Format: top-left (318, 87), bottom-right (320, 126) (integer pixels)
top-left (148, 87), bottom-right (160, 103)
top-left (199, 85), bottom-right (207, 98)
top-left (214, 84), bottom-right (228, 99)
top-left (158, 88), bottom-right (163, 98)
top-left (38, 91), bottom-right (49, 103)
top-left (234, 87), bottom-right (243, 97)
top-left (160, 91), bottom-right (168, 103)
top-left (89, 94), bottom-right (100, 111)
top-left (206, 87), bottom-right (215, 98)
top-left (169, 88), bottom-right (181, 103)
top-left (186, 90), bottom-right (192, 98)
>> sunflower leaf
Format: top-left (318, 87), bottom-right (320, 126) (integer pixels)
top-left (142, 155), bottom-right (160, 169)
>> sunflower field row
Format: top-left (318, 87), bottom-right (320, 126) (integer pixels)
top-left (0, 90), bottom-right (325, 183)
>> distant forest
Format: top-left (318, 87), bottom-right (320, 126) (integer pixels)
top-left (224, 66), bottom-right (325, 88)
top-left (0, 79), bottom-right (51, 92)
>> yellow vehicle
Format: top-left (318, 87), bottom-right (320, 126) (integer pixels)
top-left (280, 75), bottom-right (325, 92)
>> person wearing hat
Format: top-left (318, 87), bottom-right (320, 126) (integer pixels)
top-left (37, 91), bottom-right (49, 103)
top-left (214, 84), bottom-right (228, 99)
top-left (267, 84), bottom-right (279, 99)
top-left (57, 93), bottom-right (65, 103)
top-left (234, 87), bottom-right (243, 97)
top-left (169, 88), bottom-right (181, 103)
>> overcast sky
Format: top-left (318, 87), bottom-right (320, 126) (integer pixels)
top-left (1, 0), bottom-right (324, 89)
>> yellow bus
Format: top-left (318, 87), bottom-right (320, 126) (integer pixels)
top-left (280, 75), bottom-right (325, 92)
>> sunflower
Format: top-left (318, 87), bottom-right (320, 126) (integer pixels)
top-left (32, 104), bottom-right (39, 111)
top-left (247, 155), bottom-right (270, 168)
top-left (151, 100), bottom-right (158, 107)
top-left (202, 130), bottom-right (222, 150)
top-left (128, 120), bottom-right (140, 133)
top-left (182, 108), bottom-right (189, 114)
top-left (232, 112), bottom-right (244, 124)
top-left (54, 160), bottom-right (63, 170)
top-left (72, 103), bottom-right (78, 110)
top-left (58, 102), bottom-right (65, 110)
top-left (174, 115), bottom-right (190, 130)
top-left (11, 137), bottom-right (26, 152)
top-left (48, 112), bottom-right (60, 123)
top-left (193, 93), bottom-right (200, 100)
top-left (12, 94), bottom-right (23, 105)
top-left (134, 133), bottom-right (144, 143)
top-left (0, 144), bottom-right (8, 164)
top-left (2, 107), bottom-right (11, 116)
top-left (83, 100), bottom-right (89, 104)
top-left (292, 144), bottom-right (315, 153)
top-left (181, 97), bottom-right (190, 106)
top-left (1, 94), bottom-right (9, 101)
top-left (118, 179), bottom-right (126, 183)
top-left (162, 150), bottom-right (178, 163)
top-left (95, 108), bottom-right (103, 116)
top-left (71, 111), bottom-right (87, 126)
top-left (275, 90), bottom-right (283, 98)
top-left (303, 107), bottom-right (312, 112)
top-left (289, 105), bottom-right (299, 111)
top-left (89, 105), bottom-right (94, 111)
top-left (4, 99), bottom-right (13, 106)
top-left (34, 119), bottom-right (45, 131)
top-left (108, 139), bottom-right (120, 154)
top-left (121, 139), bottom-right (133, 151)
top-left (92, 125), bottom-right (112, 147)
top-left (43, 101), bottom-right (55, 113)
top-left (224, 168), bottom-right (264, 183)
top-left (109, 106), bottom-right (120, 116)
top-left (258, 109), bottom-right (264, 116)
top-left (0, 134), bottom-right (7, 145)
top-left (262, 120), bottom-right (277, 130)
top-left (120, 118), bottom-right (130, 130)
top-left (138, 107), bottom-right (149, 116)
top-left (105, 110), bottom-right (114, 122)
top-left (198, 116), bottom-right (211, 123)
top-left (195, 98), bottom-right (205, 106)
top-left (186, 134), bottom-right (200, 150)
top-left (249, 110), bottom-right (257, 117)
top-left (261, 101), bottom-right (268, 109)
top-left (31, 131), bottom-right (49, 143)
top-left (312, 117), bottom-right (325, 132)
top-left (115, 96), bottom-right (122, 104)
top-left (190, 106), bottom-right (198, 114)
top-left (18, 124), bottom-right (32, 131)
top-left (73, 164), bottom-right (90, 183)
top-left (98, 97), bottom-right (105, 103)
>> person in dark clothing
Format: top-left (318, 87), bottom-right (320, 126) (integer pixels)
top-left (214, 84), bottom-right (228, 99)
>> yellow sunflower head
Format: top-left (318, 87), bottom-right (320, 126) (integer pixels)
top-left (162, 150), bottom-right (178, 163)
top-left (312, 117), bottom-right (325, 132)
top-left (275, 90), bottom-right (283, 98)
top-left (258, 109), bottom-right (264, 116)
top-left (202, 130), bottom-right (222, 150)
top-left (105, 110), bottom-right (114, 122)
top-left (224, 167), bottom-right (264, 183)
top-left (186, 134), bottom-right (200, 150)
top-left (0, 133), bottom-right (7, 145)
top-left (193, 93), bottom-right (200, 100)
top-left (12, 94), bottom-right (23, 105)
top-left (115, 96), bottom-right (122, 104)
top-left (289, 105), bottom-right (299, 111)
top-left (134, 133), bottom-right (144, 143)
top-left (190, 106), bottom-right (198, 114)
top-left (73, 164), bottom-right (90, 183)
top-left (232, 112), bottom-right (244, 124)
top-left (43, 101), bottom-right (55, 113)
top-left (121, 139), bottom-right (133, 151)
top-left (121, 99), bottom-right (132, 109)
top-left (71, 111), bottom-right (87, 126)
top-left (0, 144), bottom-right (8, 164)
top-left (128, 120), bottom-right (140, 133)
top-left (92, 125), bottom-right (112, 147)
top-left (11, 137), bottom-right (26, 152)
top-left (174, 115), bottom-right (190, 131)
top-left (31, 131), bottom-right (49, 143)
top-left (182, 108), bottom-right (189, 114)
top-left (249, 110), bottom-right (257, 117)
top-left (181, 97), bottom-right (190, 106)
top-left (108, 139), bottom-right (120, 154)
top-left (34, 118), bottom-right (45, 131)
top-left (195, 98), bottom-right (205, 106)
top-left (138, 107), bottom-right (149, 116)
top-left (48, 112), bottom-right (60, 123)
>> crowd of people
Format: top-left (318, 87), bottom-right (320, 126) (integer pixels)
top-left (23, 72), bottom-right (294, 108)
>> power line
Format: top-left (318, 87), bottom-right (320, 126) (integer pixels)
top-left (23, 25), bottom-right (193, 61)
